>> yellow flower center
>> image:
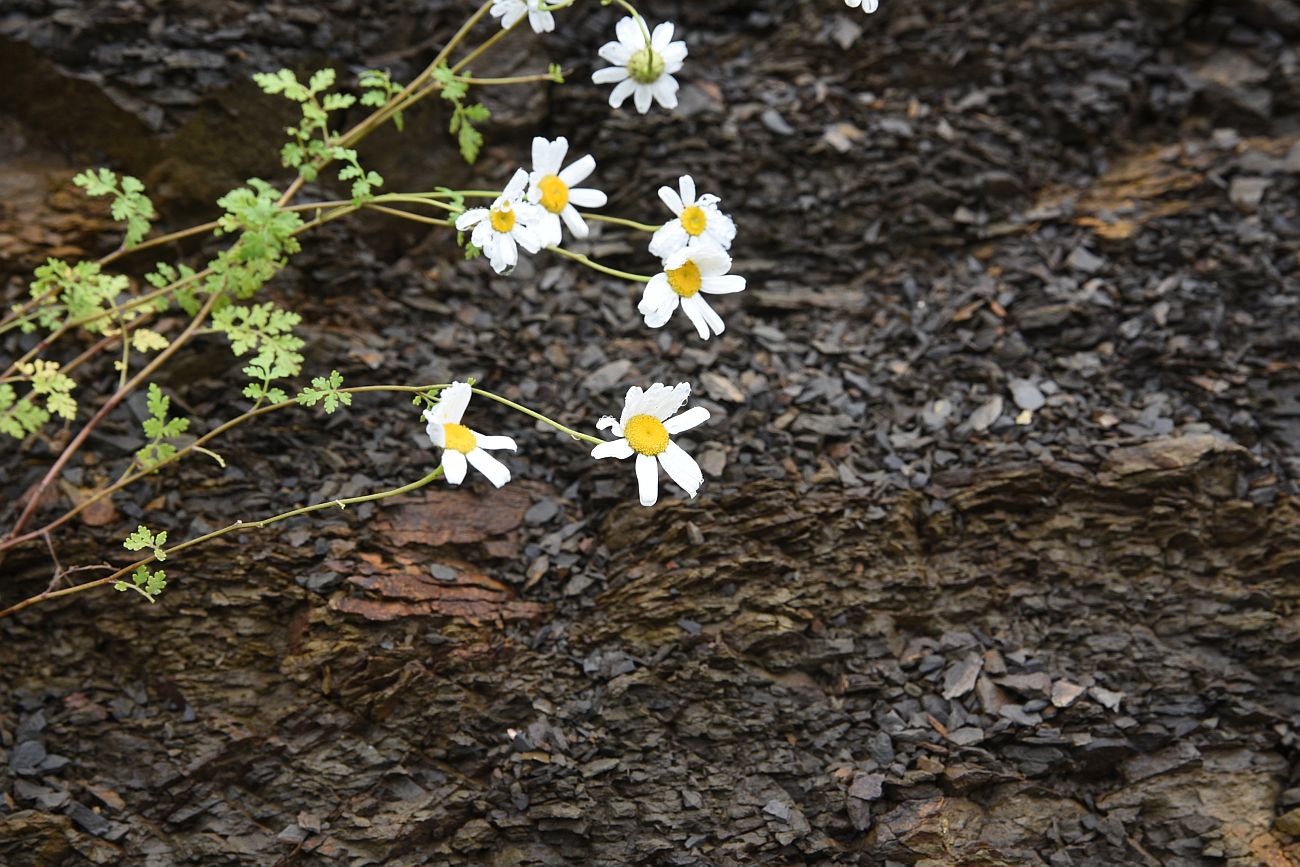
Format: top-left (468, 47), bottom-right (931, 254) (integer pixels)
top-left (624, 414), bottom-right (669, 456)
top-left (628, 46), bottom-right (666, 84)
top-left (443, 423), bottom-right (477, 454)
top-left (490, 206), bottom-right (516, 233)
top-left (537, 175), bottom-right (570, 213)
top-left (680, 205), bottom-right (707, 236)
top-left (666, 260), bottom-right (702, 298)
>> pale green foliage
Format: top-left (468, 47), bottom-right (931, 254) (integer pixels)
top-left (210, 180), bottom-right (304, 300)
top-left (115, 564), bottom-right (167, 602)
top-left (547, 63), bottom-right (565, 84)
top-left (359, 69), bottom-right (405, 131)
top-left (136, 383), bottom-right (190, 470)
top-left (72, 168), bottom-right (157, 248)
top-left (123, 524), bottom-right (168, 560)
top-left (0, 360), bottom-right (77, 439)
top-left (25, 259), bottom-right (132, 335)
top-left (212, 302), bottom-right (304, 404)
top-left (256, 67), bottom-right (385, 202)
top-left (146, 262), bottom-right (201, 315)
top-left (296, 369), bottom-right (352, 414)
top-left (131, 328), bottom-right (170, 353)
top-left (433, 64), bottom-right (490, 164)
top-left (332, 146), bottom-right (384, 205)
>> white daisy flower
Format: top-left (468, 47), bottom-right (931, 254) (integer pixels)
top-left (490, 0), bottom-right (555, 33)
top-left (648, 175), bottom-right (737, 258)
top-left (845, 0), bottom-right (879, 12)
top-left (591, 382), bottom-right (709, 507)
top-left (454, 169), bottom-right (543, 275)
top-left (525, 136), bottom-right (609, 247)
top-left (592, 16), bottom-right (687, 114)
top-left (424, 382), bottom-right (518, 488)
top-left (639, 240), bottom-right (745, 339)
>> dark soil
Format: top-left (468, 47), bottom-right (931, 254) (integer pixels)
top-left (2, 0), bottom-right (1299, 864)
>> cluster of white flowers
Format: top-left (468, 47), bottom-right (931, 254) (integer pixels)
top-left (435, 8), bottom-right (748, 508)
top-left (426, 381), bottom-right (708, 508)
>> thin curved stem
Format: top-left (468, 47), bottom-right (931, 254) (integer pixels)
top-left (547, 246), bottom-right (652, 282)
top-left (363, 204), bottom-right (453, 227)
top-left (0, 466), bottom-right (446, 619)
top-left (581, 212), bottom-right (659, 233)
top-left (472, 387), bottom-right (602, 446)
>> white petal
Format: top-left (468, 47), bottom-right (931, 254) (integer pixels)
top-left (658, 185), bottom-right (684, 215)
top-left (567, 187), bottom-right (607, 208)
top-left (546, 138), bottom-right (569, 175)
top-left (680, 293), bottom-right (712, 339)
top-left (705, 209), bottom-right (737, 249)
top-left (425, 417), bottom-right (446, 447)
top-left (593, 66), bottom-right (630, 84)
top-left (645, 382), bottom-right (691, 420)
top-left (620, 385), bottom-right (647, 427)
top-left (442, 450), bottom-right (468, 485)
top-left (455, 208), bottom-right (487, 231)
top-left (863, 0), bottom-right (879, 11)
top-left (470, 219), bottom-right (493, 249)
top-left (528, 9), bottom-right (555, 32)
top-left (467, 448), bottom-right (512, 487)
top-left (531, 136), bottom-right (551, 175)
top-left (596, 415), bottom-right (620, 433)
top-left (475, 434), bottom-right (518, 451)
top-left (608, 77), bottom-right (637, 108)
top-left (633, 83), bottom-right (653, 114)
top-left (558, 154), bottom-right (595, 186)
top-left (591, 438), bottom-right (635, 460)
top-left (635, 453), bottom-right (659, 507)
top-left (493, 234), bottom-right (518, 273)
top-left (658, 441), bottom-right (703, 498)
top-left (648, 222), bottom-right (689, 258)
top-left (559, 205), bottom-right (588, 238)
top-left (513, 224), bottom-right (542, 254)
top-left (438, 382), bottom-right (473, 424)
top-left (503, 168), bottom-right (530, 200)
top-left (679, 175), bottom-right (697, 207)
top-left (638, 274), bottom-right (677, 317)
top-left (615, 15), bottom-right (643, 50)
top-left (651, 75), bottom-right (679, 110)
top-left (651, 21), bottom-right (675, 51)
top-left (598, 42), bottom-right (634, 66)
top-left (689, 241), bottom-right (731, 275)
top-left (664, 405), bottom-right (710, 434)
top-left (661, 42), bottom-right (688, 68)
top-left (700, 274), bottom-right (746, 295)
top-left (535, 212), bottom-right (563, 248)
top-left (692, 294), bottom-right (725, 337)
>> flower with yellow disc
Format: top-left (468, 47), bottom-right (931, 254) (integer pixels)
top-left (454, 169), bottom-right (543, 275)
top-left (424, 382), bottom-right (518, 488)
top-left (592, 382), bottom-right (709, 507)
top-left (648, 174), bottom-right (737, 258)
top-left (526, 136), bottom-right (608, 248)
top-left (639, 240), bottom-right (745, 339)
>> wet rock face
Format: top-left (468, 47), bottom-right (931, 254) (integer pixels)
top-left (2, 0), bottom-right (1300, 863)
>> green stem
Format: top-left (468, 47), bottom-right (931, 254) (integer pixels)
top-left (472, 387), bottom-right (602, 445)
top-left (581, 212), bottom-right (659, 232)
top-left (363, 204), bottom-right (453, 227)
top-left (0, 466), bottom-right (446, 619)
top-left (547, 246), bottom-right (652, 282)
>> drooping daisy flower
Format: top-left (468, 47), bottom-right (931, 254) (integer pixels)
top-left (424, 382), bottom-right (518, 488)
top-left (490, 0), bottom-right (555, 33)
top-left (526, 136), bottom-right (609, 247)
top-left (648, 175), bottom-right (737, 258)
top-left (639, 240), bottom-right (745, 339)
top-left (591, 382), bottom-right (709, 507)
top-left (592, 16), bottom-right (687, 114)
top-left (845, 0), bottom-right (880, 12)
top-left (454, 169), bottom-right (543, 275)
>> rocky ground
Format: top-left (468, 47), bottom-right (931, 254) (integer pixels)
top-left (1, 0), bottom-right (1298, 864)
